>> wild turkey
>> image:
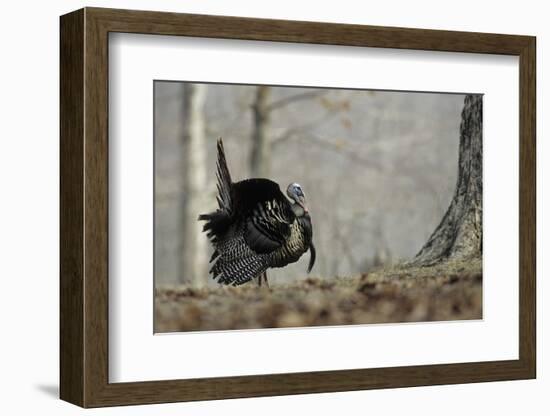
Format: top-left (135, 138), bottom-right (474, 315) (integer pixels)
top-left (198, 139), bottom-right (315, 287)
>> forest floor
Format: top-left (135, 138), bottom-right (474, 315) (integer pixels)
top-left (155, 259), bottom-right (482, 333)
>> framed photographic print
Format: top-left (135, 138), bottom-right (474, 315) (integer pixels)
top-left (60, 7), bottom-right (536, 408)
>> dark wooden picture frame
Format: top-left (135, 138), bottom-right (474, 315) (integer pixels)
top-left (60, 7), bottom-right (536, 408)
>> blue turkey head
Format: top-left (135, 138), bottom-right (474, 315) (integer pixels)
top-left (287, 183), bottom-right (308, 215)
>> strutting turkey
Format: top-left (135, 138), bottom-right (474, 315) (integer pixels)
top-left (198, 139), bottom-right (315, 287)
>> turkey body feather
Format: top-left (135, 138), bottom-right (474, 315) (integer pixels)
top-left (199, 139), bottom-right (315, 286)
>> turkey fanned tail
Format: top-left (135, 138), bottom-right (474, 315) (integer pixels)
top-left (197, 139), bottom-right (267, 286)
top-left (197, 139), bottom-right (233, 238)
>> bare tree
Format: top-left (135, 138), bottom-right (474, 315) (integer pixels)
top-left (249, 87), bottom-right (329, 177)
top-left (179, 84), bottom-right (208, 286)
top-left (250, 86), bottom-right (272, 177)
top-left (411, 95), bottom-right (482, 266)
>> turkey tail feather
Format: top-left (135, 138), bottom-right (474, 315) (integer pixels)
top-left (216, 138), bottom-right (233, 211)
top-left (198, 138), bottom-right (233, 237)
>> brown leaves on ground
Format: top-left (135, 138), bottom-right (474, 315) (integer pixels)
top-left (155, 259), bottom-right (482, 333)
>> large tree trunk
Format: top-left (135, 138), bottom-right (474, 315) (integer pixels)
top-left (179, 84), bottom-right (208, 286)
top-left (411, 94), bottom-right (482, 266)
top-left (250, 86), bottom-right (272, 178)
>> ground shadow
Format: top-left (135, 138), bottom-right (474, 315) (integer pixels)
top-left (35, 384), bottom-right (58, 399)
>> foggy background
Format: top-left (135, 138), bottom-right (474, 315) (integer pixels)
top-left (154, 81), bottom-right (465, 287)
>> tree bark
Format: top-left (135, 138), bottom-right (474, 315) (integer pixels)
top-left (250, 86), bottom-right (272, 178)
top-left (411, 94), bottom-right (482, 266)
top-left (179, 84), bottom-right (208, 286)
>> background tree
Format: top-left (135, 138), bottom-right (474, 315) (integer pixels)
top-left (250, 86), bottom-right (272, 177)
top-left (179, 83), bottom-right (208, 286)
top-left (249, 86), bottom-right (327, 177)
top-left (411, 94), bottom-right (482, 266)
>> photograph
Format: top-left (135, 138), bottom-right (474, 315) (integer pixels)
top-left (52, 4), bottom-right (539, 409)
top-left (153, 81), bottom-right (483, 333)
